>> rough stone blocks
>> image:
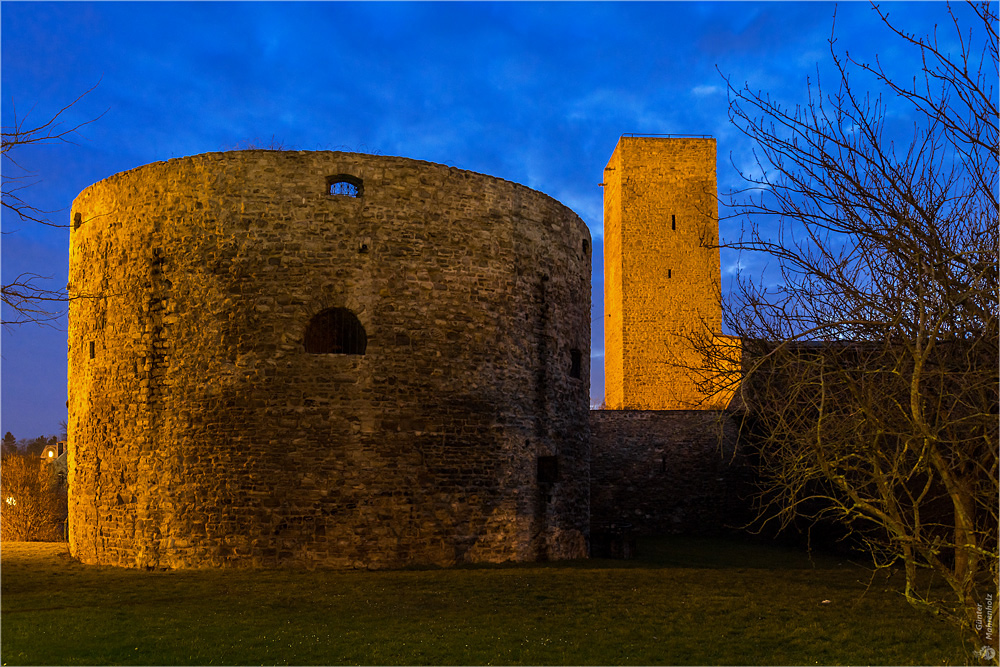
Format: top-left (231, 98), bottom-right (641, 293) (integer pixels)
top-left (68, 150), bottom-right (591, 569)
top-left (603, 137), bottom-right (733, 410)
top-left (590, 409), bottom-right (743, 536)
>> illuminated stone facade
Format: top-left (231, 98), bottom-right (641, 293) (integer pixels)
top-left (603, 137), bottom-right (730, 410)
top-left (68, 150), bottom-right (591, 569)
top-left (592, 136), bottom-right (743, 539)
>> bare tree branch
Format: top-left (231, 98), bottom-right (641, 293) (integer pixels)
top-left (696, 1), bottom-right (997, 651)
top-left (2, 82), bottom-right (105, 327)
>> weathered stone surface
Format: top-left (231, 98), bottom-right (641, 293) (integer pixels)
top-left (68, 150), bottom-right (591, 569)
top-left (590, 409), bottom-right (743, 535)
top-left (603, 137), bottom-right (731, 409)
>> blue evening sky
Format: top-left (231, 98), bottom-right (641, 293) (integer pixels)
top-left (1, 1), bottom-right (962, 438)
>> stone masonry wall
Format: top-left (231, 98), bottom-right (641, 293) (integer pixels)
top-left (603, 137), bottom-right (727, 410)
top-left (590, 409), bottom-right (743, 536)
top-left (68, 150), bottom-right (591, 569)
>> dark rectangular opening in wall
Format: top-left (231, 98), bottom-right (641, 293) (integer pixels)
top-left (537, 456), bottom-right (559, 484)
top-left (570, 349), bottom-right (582, 379)
top-left (89, 341), bottom-right (95, 359)
top-left (671, 214), bottom-right (676, 230)
top-left (668, 268), bottom-right (672, 279)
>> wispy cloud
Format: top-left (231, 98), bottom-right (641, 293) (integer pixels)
top-left (1, 0), bottom-right (958, 435)
top-left (692, 84), bottom-right (723, 97)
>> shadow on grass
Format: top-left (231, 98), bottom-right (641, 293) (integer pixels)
top-left (469, 534), bottom-right (852, 572)
top-left (0, 537), bottom-right (968, 666)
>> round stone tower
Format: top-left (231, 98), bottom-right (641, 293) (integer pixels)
top-left (68, 150), bottom-right (591, 569)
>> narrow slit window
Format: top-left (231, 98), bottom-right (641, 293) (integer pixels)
top-left (671, 215), bottom-right (676, 230)
top-left (570, 349), bottom-right (582, 379)
top-left (537, 456), bottom-right (559, 484)
top-left (327, 175), bottom-right (363, 198)
top-left (304, 307), bottom-right (367, 354)
top-left (668, 268), bottom-right (672, 279)
top-left (89, 341), bottom-right (95, 359)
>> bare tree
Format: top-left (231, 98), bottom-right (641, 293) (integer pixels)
top-left (2, 83), bottom-right (103, 327)
top-left (227, 135), bottom-right (290, 151)
top-left (703, 1), bottom-right (997, 653)
top-left (0, 450), bottom-right (67, 542)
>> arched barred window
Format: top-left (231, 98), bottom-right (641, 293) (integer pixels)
top-left (304, 307), bottom-right (367, 355)
top-left (327, 175), bottom-right (363, 198)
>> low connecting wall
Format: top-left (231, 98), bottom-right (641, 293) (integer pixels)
top-left (589, 410), bottom-right (746, 538)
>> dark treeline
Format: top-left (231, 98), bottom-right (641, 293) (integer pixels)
top-left (2, 431), bottom-right (64, 458)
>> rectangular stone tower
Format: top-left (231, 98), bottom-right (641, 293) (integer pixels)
top-left (603, 135), bottom-right (729, 410)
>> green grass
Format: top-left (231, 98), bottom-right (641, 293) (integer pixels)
top-left (0, 537), bottom-right (969, 665)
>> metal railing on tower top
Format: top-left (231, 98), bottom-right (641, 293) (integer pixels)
top-left (620, 133), bottom-right (713, 139)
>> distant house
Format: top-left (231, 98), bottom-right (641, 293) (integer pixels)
top-left (39, 441), bottom-right (69, 540)
top-left (41, 441), bottom-right (68, 483)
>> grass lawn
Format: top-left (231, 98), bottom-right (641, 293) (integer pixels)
top-left (1, 536), bottom-right (969, 665)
